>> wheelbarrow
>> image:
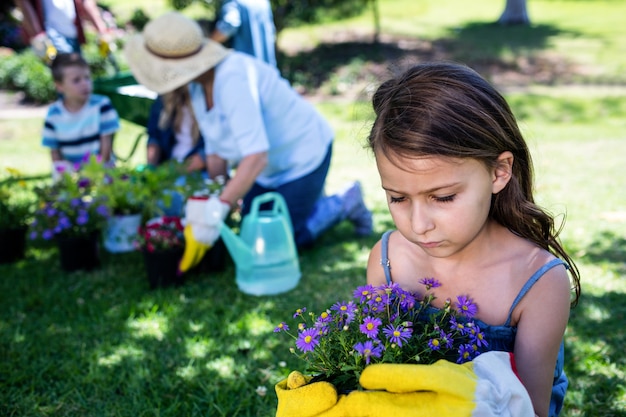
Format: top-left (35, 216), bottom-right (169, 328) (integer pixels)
top-left (93, 71), bottom-right (156, 162)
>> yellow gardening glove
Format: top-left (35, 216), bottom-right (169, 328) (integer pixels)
top-left (275, 371), bottom-right (339, 417)
top-left (178, 196), bottom-right (229, 273)
top-left (178, 224), bottom-right (211, 274)
top-left (274, 352), bottom-right (534, 417)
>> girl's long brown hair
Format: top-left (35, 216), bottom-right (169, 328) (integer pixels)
top-left (159, 86), bottom-right (200, 144)
top-left (368, 62), bottom-right (580, 305)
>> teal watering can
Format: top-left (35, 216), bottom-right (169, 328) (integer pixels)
top-left (220, 192), bottom-right (301, 295)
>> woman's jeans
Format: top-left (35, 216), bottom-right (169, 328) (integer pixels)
top-left (241, 143), bottom-right (332, 249)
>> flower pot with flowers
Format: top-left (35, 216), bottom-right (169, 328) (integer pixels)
top-left (274, 282), bottom-right (534, 417)
top-left (29, 170), bottom-right (110, 272)
top-left (0, 168), bottom-right (36, 264)
top-left (81, 157), bottom-right (174, 253)
top-left (136, 216), bottom-right (186, 289)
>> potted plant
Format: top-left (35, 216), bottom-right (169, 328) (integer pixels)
top-left (29, 171), bottom-right (110, 272)
top-left (0, 168), bottom-right (36, 264)
top-left (135, 216), bottom-right (186, 289)
top-left (82, 158), bottom-right (183, 253)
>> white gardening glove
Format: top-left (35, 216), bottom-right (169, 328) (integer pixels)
top-left (184, 196), bottom-right (230, 246)
top-left (179, 196), bottom-right (230, 274)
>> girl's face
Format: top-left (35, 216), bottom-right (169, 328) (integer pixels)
top-left (376, 151), bottom-right (512, 259)
top-left (55, 65), bottom-right (92, 104)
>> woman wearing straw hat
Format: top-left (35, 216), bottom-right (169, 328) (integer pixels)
top-left (124, 12), bottom-right (372, 251)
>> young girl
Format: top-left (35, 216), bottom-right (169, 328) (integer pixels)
top-left (366, 62), bottom-right (580, 417)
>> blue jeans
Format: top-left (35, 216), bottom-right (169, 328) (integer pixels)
top-left (241, 143), bottom-right (332, 248)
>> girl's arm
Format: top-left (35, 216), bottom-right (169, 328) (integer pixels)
top-left (146, 143), bottom-right (161, 166)
top-left (513, 264), bottom-right (571, 417)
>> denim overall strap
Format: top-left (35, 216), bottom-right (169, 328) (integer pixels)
top-left (504, 258), bottom-right (568, 326)
top-left (380, 230), bottom-right (393, 285)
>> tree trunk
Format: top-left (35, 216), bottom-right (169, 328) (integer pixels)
top-left (498, 0), bottom-right (530, 25)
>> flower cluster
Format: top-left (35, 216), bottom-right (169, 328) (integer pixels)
top-left (275, 282), bottom-right (487, 392)
top-left (135, 216), bottom-right (185, 252)
top-left (29, 171), bottom-right (109, 240)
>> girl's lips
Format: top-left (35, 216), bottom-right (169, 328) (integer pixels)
top-left (418, 241), bottom-right (441, 249)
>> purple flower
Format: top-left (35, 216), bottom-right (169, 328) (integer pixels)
top-left (315, 310), bottom-right (332, 327)
top-left (76, 214), bottom-right (88, 226)
top-left (419, 277), bottom-right (442, 290)
top-left (449, 316), bottom-right (465, 332)
top-left (396, 290), bottom-right (416, 311)
top-left (457, 344), bottom-right (474, 363)
top-left (353, 340), bottom-right (383, 365)
top-left (96, 204), bottom-right (109, 217)
top-left (296, 328), bottom-right (319, 353)
top-left (456, 295), bottom-right (478, 318)
top-left (274, 322), bottom-right (289, 333)
top-left (77, 178), bottom-right (90, 188)
top-left (29, 231), bottom-right (38, 240)
top-left (383, 324), bottom-right (412, 347)
top-left (466, 322), bottom-right (488, 348)
top-left (42, 229), bottom-right (54, 240)
top-left (293, 308), bottom-right (306, 318)
top-left (353, 285), bottom-right (375, 302)
top-left (359, 316), bottom-right (382, 338)
top-left (58, 216), bottom-right (71, 229)
top-left (331, 301), bottom-right (357, 324)
top-left (438, 329), bottom-right (454, 349)
top-left (428, 338), bottom-right (441, 351)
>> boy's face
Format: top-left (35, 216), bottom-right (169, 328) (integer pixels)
top-left (55, 65), bottom-right (92, 103)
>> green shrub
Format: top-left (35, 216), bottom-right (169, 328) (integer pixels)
top-left (129, 8), bottom-right (151, 31)
top-left (0, 50), bottom-right (55, 103)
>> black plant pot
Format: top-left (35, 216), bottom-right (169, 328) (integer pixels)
top-left (195, 237), bottom-right (230, 274)
top-left (0, 225), bottom-right (28, 264)
top-left (56, 232), bottom-right (101, 272)
top-left (143, 248), bottom-right (185, 289)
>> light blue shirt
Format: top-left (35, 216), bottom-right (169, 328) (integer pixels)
top-left (42, 94), bottom-right (120, 163)
top-left (189, 52), bottom-right (333, 188)
top-left (215, 0), bottom-right (277, 67)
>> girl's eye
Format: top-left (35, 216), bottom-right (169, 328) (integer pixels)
top-left (389, 196), bottom-right (405, 204)
top-left (434, 195), bottom-right (456, 203)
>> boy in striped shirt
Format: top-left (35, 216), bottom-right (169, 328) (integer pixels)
top-left (42, 53), bottom-right (120, 168)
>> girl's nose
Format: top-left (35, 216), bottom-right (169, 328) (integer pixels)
top-left (411, 203), bottom-right (435, 235)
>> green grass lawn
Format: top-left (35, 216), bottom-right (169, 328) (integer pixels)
top-left (1, 0), bottom-right (625, 416)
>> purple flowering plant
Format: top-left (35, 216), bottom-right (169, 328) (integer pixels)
top-left (275, 281), bottom-right (487, 392)
top-left (29, 169), bottom-right (110, 241)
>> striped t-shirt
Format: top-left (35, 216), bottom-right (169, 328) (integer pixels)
top-left (42, 94), bottom-right (120, 163)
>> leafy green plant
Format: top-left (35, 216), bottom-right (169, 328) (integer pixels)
top-left (129, 8), bottom-right (151, 31)
top-left (0, 50), bottom-right (55, 103)
top-left (0, 168), bottom-right (36, 229)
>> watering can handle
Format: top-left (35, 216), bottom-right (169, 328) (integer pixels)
top-left (249, 192), bottom-right (294, 231)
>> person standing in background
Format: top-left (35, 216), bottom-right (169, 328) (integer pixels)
top-left (210, 0), bottom-right (277, 67)
top-left (15, 0), bottom-right (110, 58)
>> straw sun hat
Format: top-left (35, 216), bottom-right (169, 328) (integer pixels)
top-left (123, 12), bottom-right (231, 94)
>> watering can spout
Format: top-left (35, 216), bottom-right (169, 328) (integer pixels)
top-left (219, 223), bottom-right (254, 270)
